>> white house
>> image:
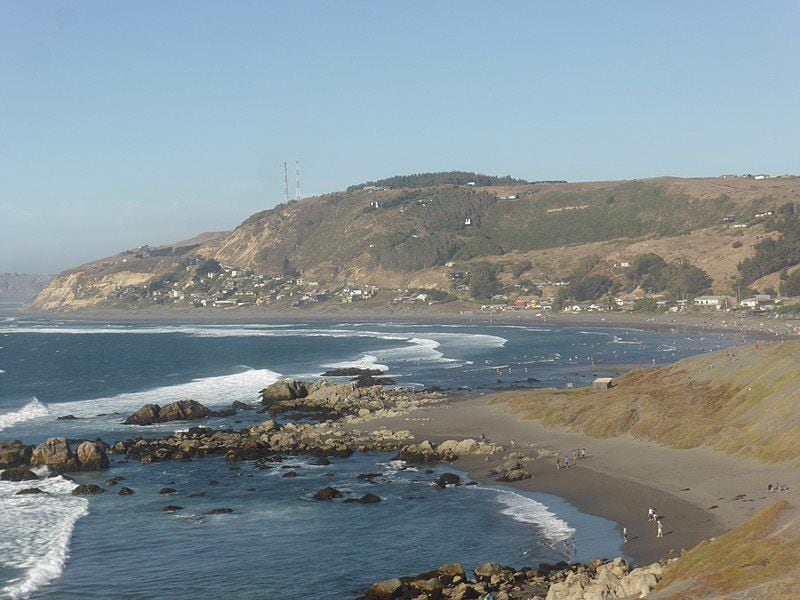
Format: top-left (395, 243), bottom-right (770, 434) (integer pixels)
top-left (694, 295), bottom-right (736, 310)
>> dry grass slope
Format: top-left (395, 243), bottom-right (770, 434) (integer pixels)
top-left (492, 341), bottom-right (800, 464)
top-left (657, 501), bottom-right (800, 599)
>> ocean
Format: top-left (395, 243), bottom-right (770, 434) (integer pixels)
top-left (0, 310), bottom-right (740, 598)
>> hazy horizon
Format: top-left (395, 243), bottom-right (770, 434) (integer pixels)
top-left (2, 1), bottom-right (798, 273)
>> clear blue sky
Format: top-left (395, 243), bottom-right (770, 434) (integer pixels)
top-left (1, 1), bottom-right (798, 273)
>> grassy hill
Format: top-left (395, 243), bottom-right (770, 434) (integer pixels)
top-left (29, 173), bottom-right (800, 311)
top-left (492, 341), bottom-right (800, 464)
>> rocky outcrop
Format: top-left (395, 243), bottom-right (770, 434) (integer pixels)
top-left (28, 438), bottom-right (109, 473)
top-left (0, 466), bottom-right (39, 481)
top-left (76, 441), bottom-right (110, 471)
top-left (123, 400), bottom-right (217, 425)
top-left (363, 558), bottom-right (672, 600)
top-left (490, 460), bottom-right (532, 482)
top-left (343, 493), bottom-right (382, 504)
top-left (16, 487), bottom-right (48, 495)
top-left (72, 484), bottom-right (105, 495)
top-left (313, 486), bottom-right (343, 501)
top-left (260, 379), bottom-right (308, 403)
top-left (395, 438), bottom-right (500, 465)
top-left (0, 440), bottom-right (33, 469)
top-left (31, 437), bottom-right (79, 472)
top-left (321, 367), bottom-right (384, 377)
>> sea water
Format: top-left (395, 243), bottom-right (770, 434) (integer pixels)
top-left (0, 315), bottom-right (739, 598)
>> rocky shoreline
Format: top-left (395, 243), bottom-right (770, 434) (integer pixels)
top-left (362, 557), bottom-right (672, 600)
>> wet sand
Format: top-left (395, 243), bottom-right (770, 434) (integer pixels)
top-left (361, 394), bottom-right (800, 566)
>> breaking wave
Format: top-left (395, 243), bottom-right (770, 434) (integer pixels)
top-left (0, 398), bottom-right (50, 432)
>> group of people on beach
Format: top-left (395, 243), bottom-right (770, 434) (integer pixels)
top-left (648, 506), bottom-right (664, 538)
top-left (555, 448), bottom-right (586, 470)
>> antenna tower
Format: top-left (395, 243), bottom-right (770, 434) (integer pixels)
top-left (283, 162), bottom-right (289, 203)
top-left (296, 160), bottom-right (301, 201)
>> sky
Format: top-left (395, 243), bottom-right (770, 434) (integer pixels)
top-left (1, 1), bottom-right (798, 273)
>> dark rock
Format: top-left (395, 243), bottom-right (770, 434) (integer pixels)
top-left (260, 379), bottom-right (308, 405)
top-left (231, 401), bottom-right (251, 411)
top-left (162, 505), bottom-right (183, 512)
top-left (57, 414), bottom-right (78, 420)
top-left (208, 480), bottom-right (219, 485)
top-left (72, 484), bottom-right (105, 495)
top-left (1, 467), bottom-right (39, 482)
top-left (159, 487), bottom-right (177, 495)
top-left (344, 493), bottom-right (382, 504)
top-left (118, 487), bottom-right (135, 495)
top-left (312, 486), bottom-right (343, 501)
top-left (188, 492), bottom-right (206, 498)
top-left (16, 487), bottom-right (48, 495)
top-left (357, 473), bottom-right (382, 481)
top-left (105, 476), bottom-right (125, 486)
top-left (0, 440), bottom-right (33, 468)
top-left (313, 457), bottom-right (331, 466)
top-left (208, 508), bottom-right (234, 514)
top-left (320, 367), bottom-right (384, 377)
top-left (282, 471), bottom-right (298, 478)
top-left (123, 403), bottom-right (161, 425)
top-left (352, 374), bottom-right (396, 387)
top-left (436, 472), bottom-right (461, 487)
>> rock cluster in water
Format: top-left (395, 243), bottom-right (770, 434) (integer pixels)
top-left (122, 399), bottom-right (237, 425)
top-left (362, 557), bottom-right (672, 600)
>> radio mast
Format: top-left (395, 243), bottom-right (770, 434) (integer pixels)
top-left (283, 162), bottom-right (289, 203)
top-left (296, 160), bottom-right (301, 201)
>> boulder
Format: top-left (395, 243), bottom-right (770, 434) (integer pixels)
top-left (312, 486), bottom-right (343, 501)
top-left (344, 493), bottom-right (382, 504)
top-left (76, 441), bottom-right (110, 471)
top-left (118, 487), bottom-right (135, 495)
top-left (162, 505), bottom-right (183, 512)
top-left (56, 414), bottom-right (78, 420)
top-left (1, 466), bottom-right (39, 481)
top-left (159, 487), bottom-right (177, 495)
top-left (208, 508), bottom-right (234, 514)
top-left (31, 438), bottom-right (79, 473)
top-left (158, 400), bottom-right (214, 423)
top-left (474, 562), bottom-right (503, 580)
top-left (260, 379), bottom-right (308, 404)
top-left (124, 403), bottom-right (161, 425)
top-left (0, 440), bottom-right (33, 468)
top-left (436, 472), bottom-right (461, 487)
top-left (72, 484), bottom-right (105, 495)
top-left (365, 578), bottom-right (404, 600)
top-left (16, 487), bottom-right (48, 495)
top-left (231, 401), bottom-right (251, 411)
top-left (499, 469), bottom-right (531, 482)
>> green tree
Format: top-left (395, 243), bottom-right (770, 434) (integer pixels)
top-left (469, 263), bottom-right (501, 300)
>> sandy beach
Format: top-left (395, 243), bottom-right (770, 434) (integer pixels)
top-left (359, 394), bottom-right (800, 566)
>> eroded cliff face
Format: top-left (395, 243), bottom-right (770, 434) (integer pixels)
top-left (31, 271), bottom-right (156, 311)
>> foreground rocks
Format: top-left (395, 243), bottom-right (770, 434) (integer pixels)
top-left (363, 557), bottom-right (673, 600)
top-left (30, 438), bottom-right (111, 473)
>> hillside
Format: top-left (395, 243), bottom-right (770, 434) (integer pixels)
top-left (492, 341), bottom-right (800, 464)
top-left (29, 173), bottom-right (800, 312)
top-left (0, 273), bottom-right (53, 302)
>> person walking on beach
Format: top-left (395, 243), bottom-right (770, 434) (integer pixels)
top-left (648, 507), bottom-right (655, 522)
top-left (580, 448), bottom-right (586, 459)
top-left (556, 457), bottom-right (561, 470)
top-left (622, 527), bottom-right (628, 543)
top-left (657, 520), bottom-right (664, 538)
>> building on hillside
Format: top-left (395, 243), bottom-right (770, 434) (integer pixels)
top-left (754, 211), bottom-right (774, 218)
top-left (740, 295), bottom-right (774, 310)
top-left (693, 295), bottom-right (736, 310)
top-left (592, 377), bottom-right (613, 391)
top-left (722, 215), bottom-right (736, 223)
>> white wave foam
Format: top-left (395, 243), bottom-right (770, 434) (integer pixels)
top-left (0, 370), bottom-right (281, 432)
top-left (45, 368), bottom-right (282, 420)
top-left (473, 486), bottom-right (574, 542)
top-left (0, 476), bottom-right (89, 599)
top-left (0, 398), bottom-right (50, 432)
top-left (321, 353), bottom-right (389, 372)
top-left (0, 369), bottom-right (5, 374)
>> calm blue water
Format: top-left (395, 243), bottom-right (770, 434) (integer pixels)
top-left (0, 312), bottom-right (740, 598)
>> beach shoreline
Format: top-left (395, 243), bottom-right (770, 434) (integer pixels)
top-left (356, 393), bottom-right (800, 567)
top-left (16, 304), bottom-right (800, 341)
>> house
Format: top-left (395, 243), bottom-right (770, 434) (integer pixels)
top-left (740, 294), bottom-right (773, 310)
top-left (754, 211), bottom-right (774, 219)
top-left (693, 295), bottom-right (736, 310)
top-left (592, 377), bottom-right (613, 391)
top-left (464, 218), bottom-right (472, 226)
top-left (722, 215), bottom-right (736, 223)
top-left (754, 174), bottom-right (770, 180)
top-left (731, 223), bottom-right (749, 229)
